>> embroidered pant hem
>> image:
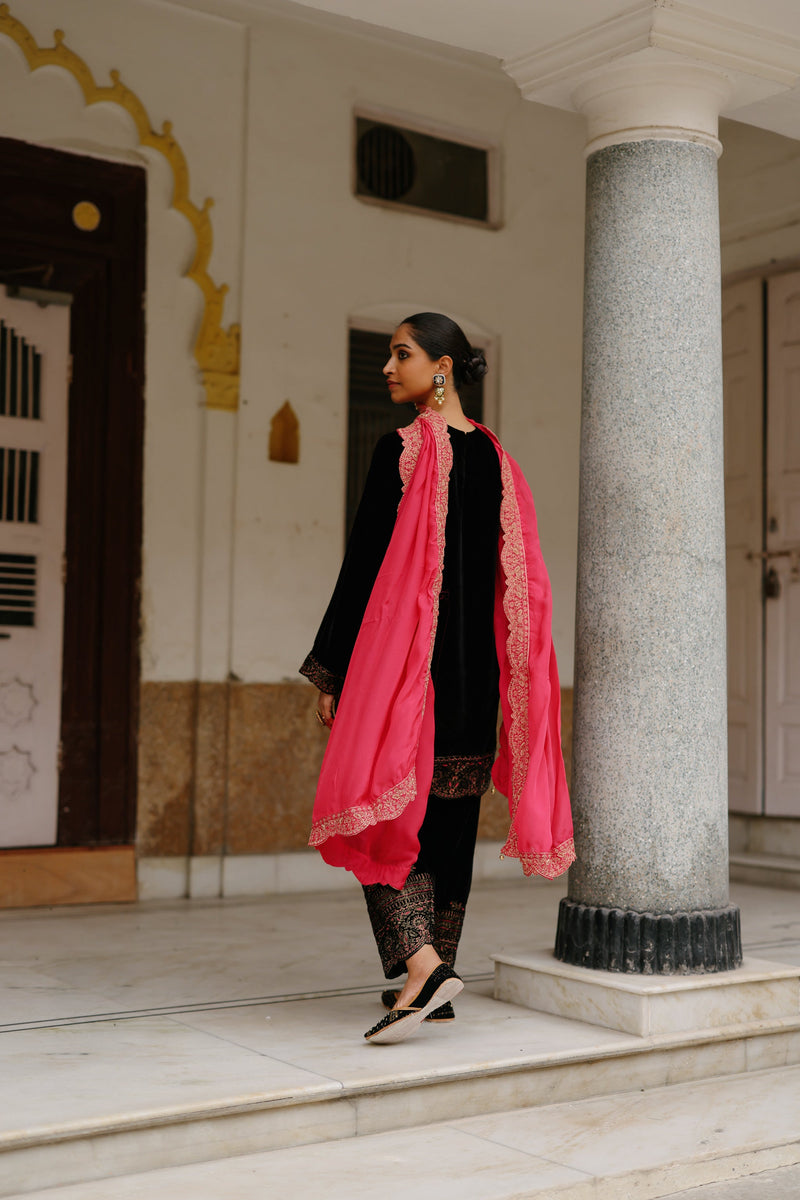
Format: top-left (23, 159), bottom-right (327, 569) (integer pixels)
top-left (362, 792), bottom-right (481, 979)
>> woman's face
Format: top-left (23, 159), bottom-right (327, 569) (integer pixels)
top-left (383, 325), bottom-right (440, 408)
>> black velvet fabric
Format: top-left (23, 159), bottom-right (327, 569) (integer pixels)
top-left (433, 427), bottom-right (501, 758)
top-left (415, 792), bottom-right (482, 908)
top-left (300, 424), bottom-right (502, 769)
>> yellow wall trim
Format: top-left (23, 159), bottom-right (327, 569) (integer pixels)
top-left (0, 3), bottom-right (240, 411)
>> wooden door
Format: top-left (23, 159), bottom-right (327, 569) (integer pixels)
top-left (0, 137), bottom-right (145, 852)
top-left (0, 293), bottom-right (70, 846)
top-left (765, 271), bottom-right (800, 817)
top-left (722, 279), bottom-right (764, 814)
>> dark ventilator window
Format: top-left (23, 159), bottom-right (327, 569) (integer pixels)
top-left (355, 117), bottom-right (490, 224)
top-left (346, 328), bottom-right (485, 541)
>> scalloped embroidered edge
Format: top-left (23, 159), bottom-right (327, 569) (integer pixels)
top-left (497, 452), bottom-right (531, 852)
top-left (309, 768), bottom-right (418, 845)
top-left (506, 836), bottom-right (575, 880)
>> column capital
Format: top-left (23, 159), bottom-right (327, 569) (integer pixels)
top-left (502, 1), bottom-right (800, 153)
top-left (573, 56), bottom-right (730, 157)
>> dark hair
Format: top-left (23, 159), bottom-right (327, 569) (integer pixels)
top-left (400, 312), bottom-right (488, 390)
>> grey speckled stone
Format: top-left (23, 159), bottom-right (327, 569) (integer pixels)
top-left (570, 140), bottom-right (730, 914)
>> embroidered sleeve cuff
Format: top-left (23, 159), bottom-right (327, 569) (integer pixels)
top-left (299, 653), bottom-right (344, 696)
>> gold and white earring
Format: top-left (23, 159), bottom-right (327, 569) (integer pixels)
top-left (433, 374), bottom-right (445, 406)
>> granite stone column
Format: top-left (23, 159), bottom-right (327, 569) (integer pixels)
top-left (555, 64), bottom-right (742, 974)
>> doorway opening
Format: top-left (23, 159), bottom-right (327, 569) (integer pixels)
top-left (0, 137), bottom-right (145, 901)
top-left (724, 268), bottom-right (800, 819)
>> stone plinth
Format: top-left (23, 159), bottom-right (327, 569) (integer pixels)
top-left (494, 950), bottom-right (800, 1037)
top-left (554, 898), bottom-right (741, 974)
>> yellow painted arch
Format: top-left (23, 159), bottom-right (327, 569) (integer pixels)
top-left (0, 3), bottom-right (240, 410)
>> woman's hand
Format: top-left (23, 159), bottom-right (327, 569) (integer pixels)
top-left (316, 690), bottom-right (335, 729)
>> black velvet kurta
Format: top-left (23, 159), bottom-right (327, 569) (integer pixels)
top-left (301, 425), bottom-right (502, 797)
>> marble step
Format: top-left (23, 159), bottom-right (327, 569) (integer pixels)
top-left (661, 1162), bottom-right (800, 1200)
top-left (3, 985), bottom-right (800, 1198)
top-left (13, 1064), bottom-right (800, 1200)
top-left (729, 852), bottom-right (800, 890)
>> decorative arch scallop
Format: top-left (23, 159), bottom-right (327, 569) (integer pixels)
top-left (0, 2), bottom-right (240, 410)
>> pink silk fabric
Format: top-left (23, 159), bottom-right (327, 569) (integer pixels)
top-left (308, 408), bottom-right (575, 888)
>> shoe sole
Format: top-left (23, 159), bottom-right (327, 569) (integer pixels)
top-left (381, 990), bottom-right (455, 1023)
top-left (366, 976), bottom-right (464, 1044)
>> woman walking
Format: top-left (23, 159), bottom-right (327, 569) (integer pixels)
top-left (301, 313), bottom-right (573, 1044)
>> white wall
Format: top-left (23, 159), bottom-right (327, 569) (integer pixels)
top-left (719, 118), bottom-right (800, 276)
top-left (233, 12), bottom-right (586, 685)
top-left (1, 0), bottom-right (588, 691)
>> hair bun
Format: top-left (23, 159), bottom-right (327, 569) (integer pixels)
top-left (462, 348), bottom-right (488, 386)
top-left (399, 313), bottom-right (488, 391)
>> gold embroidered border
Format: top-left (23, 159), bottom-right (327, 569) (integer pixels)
top-left (430, 752), bottom-right (494, 798)
top-left (515, 836), bottom-right (575, 880)
top-left (398, 420), bottom-right (422, 490)
top-left (309, 767), bottom-right (418, 845)
top-left (0, 4), bottom-right (240, 411)
top-left (497, 452), bottom-right (531, 850)
top-left (492, 441), bottom-right (572, 880)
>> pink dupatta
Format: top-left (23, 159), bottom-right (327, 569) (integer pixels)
top-left (308, 408), bottom-right (574, 888)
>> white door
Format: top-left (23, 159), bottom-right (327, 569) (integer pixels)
top-left (723, 278), bottom-right (764, 813)
top-left (765, 271), bottom-right (800, 817)
top-left (0, 291), bottom-right (70, 847)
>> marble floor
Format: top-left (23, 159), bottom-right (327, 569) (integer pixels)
top-left (1, 875), bottom-right (799, 1197)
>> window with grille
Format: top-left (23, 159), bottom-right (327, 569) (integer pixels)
top-left (0, 448), bottom-right (39, 523)
top-left (1, 319), bottom-right (42, 419)
top-left (346, 328), bottom-right (484, 541)
top-left (354, 114), bottom-right (495, 226)
top-left (1, 318), bottom-right (42, 524)
top-left (0, 552), bottom-right (36, 627)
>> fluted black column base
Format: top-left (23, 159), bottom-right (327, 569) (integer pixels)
top-left (554, 898), bottom-right (742, 974)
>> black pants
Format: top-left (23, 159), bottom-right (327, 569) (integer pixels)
top-left (362, 793), bottom-right (481, 979)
